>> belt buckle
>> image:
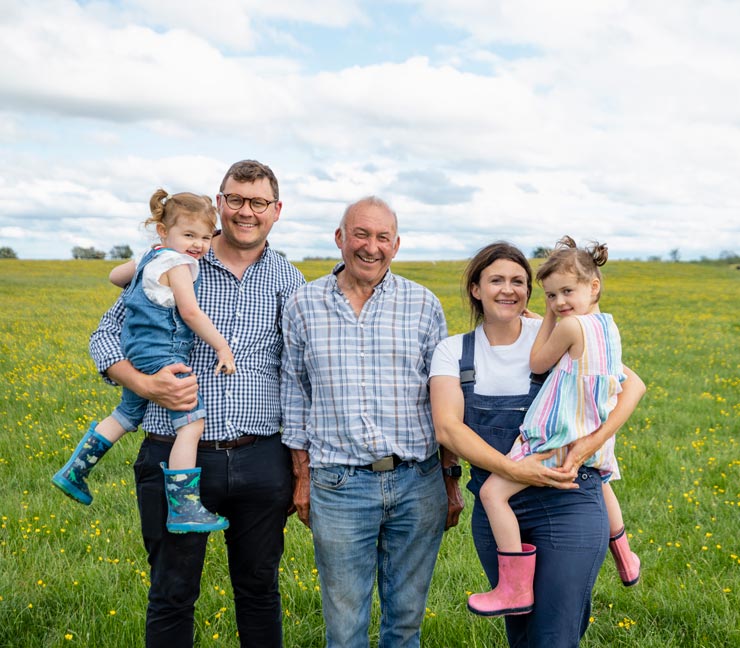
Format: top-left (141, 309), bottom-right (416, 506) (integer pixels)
top-left (370, 456), bottom-right (395, 472)
top-left (212, 439), bottom-right (230, 450)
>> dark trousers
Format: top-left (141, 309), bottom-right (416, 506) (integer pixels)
top-left (133, 433), bottom-right (292, 648)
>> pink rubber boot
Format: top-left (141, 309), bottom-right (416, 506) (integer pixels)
top-left (609, 527), bottom-right (640, 586)
top-left (467, 543), bottom-right (536, 616)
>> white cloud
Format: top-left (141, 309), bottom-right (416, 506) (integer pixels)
top-left (0, 0), bottom-right (738, 261)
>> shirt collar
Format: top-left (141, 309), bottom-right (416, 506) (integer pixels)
top-left (330, 262), bottom-right (394, 293)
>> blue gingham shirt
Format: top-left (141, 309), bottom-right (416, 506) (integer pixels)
top-left (90, 243), bottom-right (305, 440)
top-left (280, 264), bottom-right (447, 467)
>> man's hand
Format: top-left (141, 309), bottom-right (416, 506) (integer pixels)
top-left (290, 449), bottom-right (311, 527)
top-left (144, 363), bottom-right (199, 411)
top-left (106, 360), bottom-right (199, 411)
top-left (443, 474), bottom-right (464, 530)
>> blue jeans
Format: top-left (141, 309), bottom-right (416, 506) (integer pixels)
top-left (309, 454), bottom-right (447, 648)
top-left (133, 433), bottom-right (291, 648)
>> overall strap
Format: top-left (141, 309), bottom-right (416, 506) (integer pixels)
top-left (459, 330), bottom-right (476, 386)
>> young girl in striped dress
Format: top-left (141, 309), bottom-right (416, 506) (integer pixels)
top-left (468, 236), bottom-right (641, 617)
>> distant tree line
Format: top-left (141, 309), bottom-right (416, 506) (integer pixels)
top-left (0, 243), bottom-right (737, 264)
top-left (71, 245), bottom-right (134, 260)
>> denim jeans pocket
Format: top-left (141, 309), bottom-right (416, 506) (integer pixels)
top-left (412, 452), bottom-right (441, 477)
top-left (311, 465), bottom-right (350, 490)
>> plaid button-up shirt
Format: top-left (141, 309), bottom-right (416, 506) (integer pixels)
top-left (280, 264), bottom-right (447, 467)
top-left (90, 243), bottom-right (304, 440)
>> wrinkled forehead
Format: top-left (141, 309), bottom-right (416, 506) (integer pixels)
top-left (345, 204), bottom-right (397, 235)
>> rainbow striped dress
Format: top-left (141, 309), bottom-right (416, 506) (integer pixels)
top-left (509, 313), bottom-right (626, 482)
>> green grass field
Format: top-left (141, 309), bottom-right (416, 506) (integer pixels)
top-left (1, 259), bottom-right (738, 647)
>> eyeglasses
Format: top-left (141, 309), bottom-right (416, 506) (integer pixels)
top-left (219, 193), bottom-right (278, 214)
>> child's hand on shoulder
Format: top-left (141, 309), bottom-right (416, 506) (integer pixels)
top-left (522, 308), bottom-right (542, 320)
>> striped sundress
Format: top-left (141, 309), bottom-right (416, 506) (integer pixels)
top-left (508, 313), bottom-right (626, 482)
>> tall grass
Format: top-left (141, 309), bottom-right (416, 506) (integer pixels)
top-left (1, 259), bottom-right (738, 647)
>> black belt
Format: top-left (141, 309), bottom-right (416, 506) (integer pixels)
top-left (358, 454), bottom-right (406, 472)
top-left (146, 432), bottom-right (258, 450)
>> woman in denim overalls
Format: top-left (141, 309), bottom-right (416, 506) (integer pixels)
top-left (430, 242), bottom-right (645, 647)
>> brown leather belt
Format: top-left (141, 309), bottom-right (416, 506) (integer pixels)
top-left (146, 432), bottom-right (259, 450)
top-left (358, 454), bottom-right (405, 472)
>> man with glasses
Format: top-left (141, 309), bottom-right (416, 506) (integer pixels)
top-left (281, 196), bottom-right (464, 648)
top-left (90, 160), bottom-right (304, 647)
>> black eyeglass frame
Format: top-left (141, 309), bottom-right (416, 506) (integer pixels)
top-left (218, 192), bottom-right (278, 214)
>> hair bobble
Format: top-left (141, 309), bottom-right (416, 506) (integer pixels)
top-left (161, 194), bottom-right (172, 206)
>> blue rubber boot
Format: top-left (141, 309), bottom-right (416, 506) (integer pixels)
top-left (52, 422), bottom-right (113, 505)
top-left (160, 462), bottom-right (229, 534)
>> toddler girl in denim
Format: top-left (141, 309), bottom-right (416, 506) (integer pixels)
top-left (53, 189), bottom-right (234, 534)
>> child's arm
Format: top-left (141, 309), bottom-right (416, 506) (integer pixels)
top-left (529, 309), bottom-right (581, 374)
top-left (165, 264), bottom-right (236, 375)
top-left (559, 366), bottom-right (646, 473)
top-left (109, 260), bottom-right (136, 288)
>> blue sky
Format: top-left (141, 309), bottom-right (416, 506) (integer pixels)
top-left (1, 0), bottom-right (739, 261)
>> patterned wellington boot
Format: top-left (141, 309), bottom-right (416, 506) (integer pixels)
top-left (467, 544), bottom-right (537, 616)
top-left (609, 526), bottom-right (641, 586)
top-left (52, 422), bottom-right (113, 505)
top-left (160, 462), bottom-right (229, 534)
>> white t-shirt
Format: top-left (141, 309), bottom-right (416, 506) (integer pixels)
top-left (430, 318), bottom-right (542, 396)
top-left (138, 248), bottom-right (199, 308)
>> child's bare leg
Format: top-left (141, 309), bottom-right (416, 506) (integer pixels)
top-left (603, 482), bottom-right (624, 536)
top-left (480, 473), bottom-right (528, 552)
top-left (94, 416), bottom-right (128, 445)
top-left (604, 481), bottom-right (641, 586)
top-left (168, 419), bottom-right (204, 470)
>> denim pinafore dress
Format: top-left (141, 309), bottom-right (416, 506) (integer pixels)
top-left (121, 246), bottom-right (200, 374)
top-left (112, 247), bottom-right (205, 431)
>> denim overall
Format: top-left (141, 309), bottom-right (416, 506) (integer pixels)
top-left (112, 247), bottom-right (205, 431)
top-left (460, 331), bottom-right (609, 648)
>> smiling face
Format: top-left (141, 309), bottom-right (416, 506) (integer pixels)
top-left (335, 201), bottom-right (400, 288)
top-left (471, 259), bottom-right (530, 324)
top-left (541, 271), bottom-right (600, 318)
top-left (216, 176), bottom-right (281, 252)
top-left (156, 213), bottom-right (215, 260)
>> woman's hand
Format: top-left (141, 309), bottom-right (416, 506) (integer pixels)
top-left (509, 451), bottom-right (579, 489)
top-left (559, 437), bottom-right (596, 475)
